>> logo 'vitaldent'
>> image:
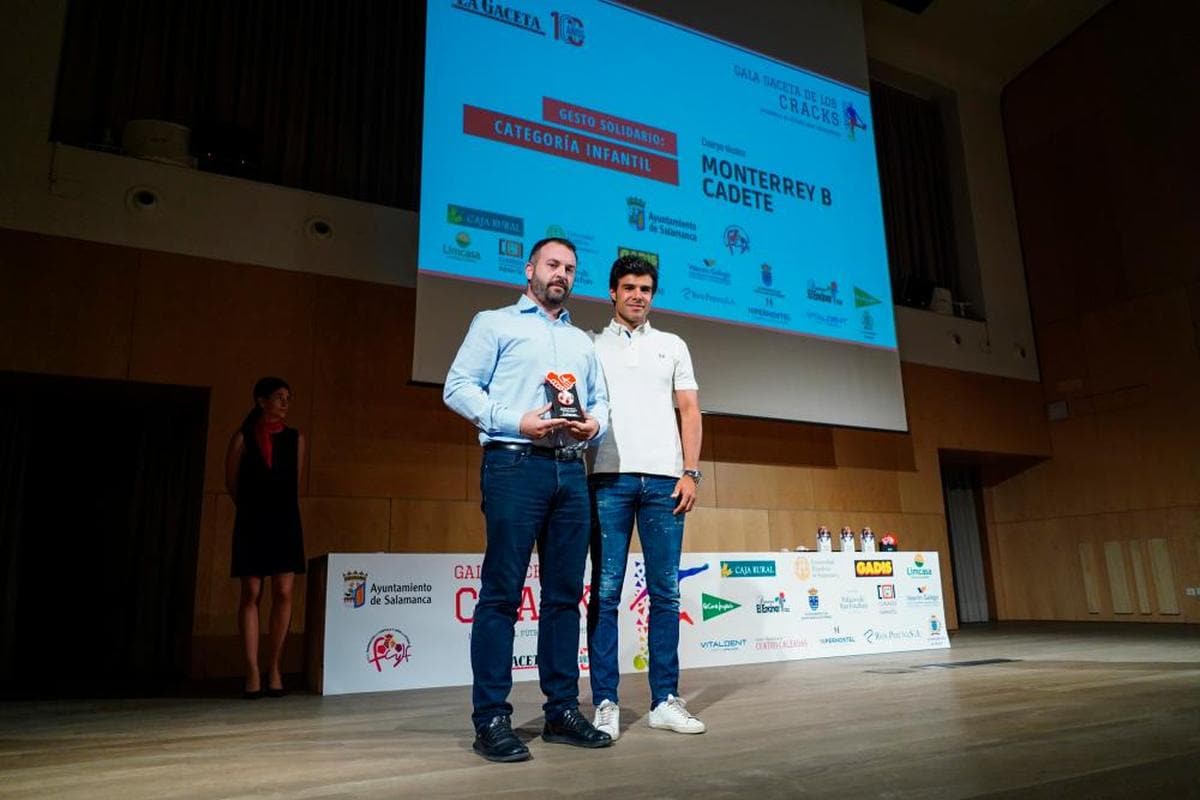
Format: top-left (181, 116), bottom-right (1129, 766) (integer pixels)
top-left (701, 593), bottom-right (740, 621)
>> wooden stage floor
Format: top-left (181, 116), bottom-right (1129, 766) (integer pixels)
top-left (1, 622), bottom-right (1197, 799)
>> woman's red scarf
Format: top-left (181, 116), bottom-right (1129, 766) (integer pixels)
top-left (255, 418), bottom-right (285, 468)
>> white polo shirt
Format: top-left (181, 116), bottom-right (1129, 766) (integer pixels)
top-left (592, 318), bottom-right (698, 477)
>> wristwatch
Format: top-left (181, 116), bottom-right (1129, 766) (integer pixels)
top-left (682, 468), bottom-right (703, 484)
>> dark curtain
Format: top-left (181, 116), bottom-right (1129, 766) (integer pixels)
top-left (52, 0), bottom-right (425, 210)
top-left (0, 372), bottom-right (208, 696)
top-left (0, 396), bottom-right (31, 684)
top-left (870, 80), bottom-right (959, 306)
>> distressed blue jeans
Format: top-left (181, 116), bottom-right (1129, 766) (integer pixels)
top-left (587, 473), bottom-right (684, 710)
top-left (472, 447), bottom-right (590, 730)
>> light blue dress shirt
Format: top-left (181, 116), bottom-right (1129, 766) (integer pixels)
top-left (444, 294), bottom-right (609, 447)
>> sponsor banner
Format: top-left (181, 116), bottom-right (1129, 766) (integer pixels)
top-left (320, 551), bottom-right (947, 695)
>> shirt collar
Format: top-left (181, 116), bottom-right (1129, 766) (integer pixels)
top-left (516, 293), bottom-right (571, 323)
top-left (606, 317), bottom-right (652, 338)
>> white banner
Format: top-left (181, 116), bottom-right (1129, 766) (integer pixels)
top-left (319, 551), bottom-right (949, 696)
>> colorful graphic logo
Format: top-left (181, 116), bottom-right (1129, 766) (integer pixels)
top-left (545, 223), bottom-right (568, 239)
top-left (930, 615), bottom-right (941, 633)
top-left (722, 225), bottom-right (750, 255)
top-left (629, 563), bottom-right (708, 669)
top-left (907, 554), bottom-right (934, 578)
top-left (443, 232), bottom-right (481, 262)
top-left (721, 560), bottom-right (776, 578)
top-left (854, 286), bottom-right (881, 308)
top-left (755, 592), bottom-right (791, 614)
top-left (793, 557), bottom-right (812, 581)
top-left (806, 279), bottom-right (842, 305)
top-left (498, 238), bottom-right (524, 259)
top-left (862, 310), bottom-right (875, 333)
top-left (855, 559), bottom-right (894, 578)
top-left (446, 203), bottom-right (524, 236)
top-left (701, 593), bottom-right (740, 621)
top-left (807, 587), bottom-right (820, 611)
top-left (343, 571), bottom-right (367, 609)
top-left (626, 196), bottom-right (646, 231)
top-left (876, 583), bottom-right (896, 600)
top-left (366, 628), bottom-right (411, 672)
top-left (551, 10), bottom-right (585, 45)
top-left (760, 263), bottom-right (773, 287)
top-left (617, 246), bottom-right (659, 268)
top-left (844, 101), bottom-right (868, 141)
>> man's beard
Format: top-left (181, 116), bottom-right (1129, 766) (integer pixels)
top-left (532, 275), bottom-right (571, 307)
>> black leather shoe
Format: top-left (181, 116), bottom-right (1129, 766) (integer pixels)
top-left (542, 708), bottom-right (614, 748)
top-left (473, 715), bottom-right (531, 762)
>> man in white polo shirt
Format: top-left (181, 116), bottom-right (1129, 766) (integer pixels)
top-left (587, 254), bottom-right (706, 740)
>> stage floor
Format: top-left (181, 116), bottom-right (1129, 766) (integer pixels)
top-left (1, 622), bottom-right (1197, 799)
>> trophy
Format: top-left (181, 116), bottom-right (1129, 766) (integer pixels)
top-left (840, 526), bottom-right (856, 553)
top-left (860, 526), bottom-right (876, 553)
top-left (816, 526), bottom-right (833, 552)
top-left (544, 371), bottom-right (583, 421)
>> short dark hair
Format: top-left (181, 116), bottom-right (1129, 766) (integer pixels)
top-left (609, 254), bottom-right (658, 295)
top-left (528, 237), bottom-right (577, 264)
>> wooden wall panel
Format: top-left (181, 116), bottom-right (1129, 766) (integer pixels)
top-left (307, 435), bottom-right (469, 500)
top-left (997, 0), bottom-right (1200, 628)
top-left (128, 251), bottom-right (317, 494)
top-left (1103, 541), bottom-right (1134, 615)
top-left (1078, 541), bottom-right (1103, 616)
top-left (714, 463), bottom-right (814, 510)
top-left (194, 494), bottom-right (238, 636)
top-left (0, 229), bottom-right (137, 379)
top-left (1128, 540), bottom-right (1152, 615)
top-left (707, 415), bottom-right (835, 467)
top-left (1147, 538), bottom-right (1180, 615)
top-left (810, 466), bottom-right (901, 513)
top-left (831, 427), bottom-right (916, 472)
top-left (682, 507), bottom-right (771, 553)
top-left (390, 499), bottom-right (485, 553)
top-left (897, 444), bottom-right (945, 515)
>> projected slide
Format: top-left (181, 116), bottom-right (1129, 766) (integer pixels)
top-left (419, 0), bottom-right (896, 350)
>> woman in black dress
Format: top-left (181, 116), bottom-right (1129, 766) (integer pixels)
top-left (224, 377), bottom-right (305, 698)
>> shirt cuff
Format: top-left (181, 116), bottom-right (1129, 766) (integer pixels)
top-left (495, 408), bottom-right (524, 439)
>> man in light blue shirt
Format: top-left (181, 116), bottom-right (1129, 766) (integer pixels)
top-left (444, 237), bottom-right (613, 762)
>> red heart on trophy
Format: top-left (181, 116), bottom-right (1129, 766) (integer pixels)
top-left (546, 372), bottom-right (577, 391)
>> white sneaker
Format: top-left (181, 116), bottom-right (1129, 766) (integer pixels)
top-left (593, 699), bottom-right (620, 740)
top-left (648, 694), bottom-right (706, 734)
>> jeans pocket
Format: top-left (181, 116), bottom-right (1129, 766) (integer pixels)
top-left (484, 449), bottom-right (528, 473)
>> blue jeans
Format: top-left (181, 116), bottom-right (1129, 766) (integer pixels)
top-left (587, 473), bottom-right (684, 710)
top-left (471, 447), bottom-right (590, 730)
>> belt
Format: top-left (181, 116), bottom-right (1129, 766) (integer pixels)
top-left (484, 441), bottom-right (584, 462)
